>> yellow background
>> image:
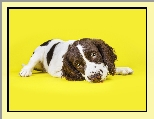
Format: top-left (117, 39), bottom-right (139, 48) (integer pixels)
top-left (3, 2), bottom-right (154, 119)
top-left (9, 8), bottom-right (146, 111)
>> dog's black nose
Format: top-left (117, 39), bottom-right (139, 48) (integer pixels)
top-left (88, 73), bottom-right (102, 83)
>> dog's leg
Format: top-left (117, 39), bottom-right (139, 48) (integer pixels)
top-left (19, 47), bottom-right (44, 77)
top-left (115, 67), bottom-right (133, 75)
top-left (33, 62), bottom-right (46, 72)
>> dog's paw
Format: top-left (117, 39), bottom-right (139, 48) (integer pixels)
top-left (19, 65), bottom-right (32, 77)
top-left (121, 67), bottom-right (133, 75)
top-left (116, 67), bottom-right (133, 75)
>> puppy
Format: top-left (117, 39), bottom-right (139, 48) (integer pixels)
top-left (19, 38), bottom-right (133, 83)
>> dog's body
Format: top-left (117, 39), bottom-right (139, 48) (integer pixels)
top-left (19, 38), bottom-right (133, 83)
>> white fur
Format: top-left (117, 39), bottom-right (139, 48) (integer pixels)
top-left (20, 46), bottom-right (45, 77)
top-left (19, 39), bottom-right (75, 77)
top-left (47, 40), bottom-right (75, 77)
top-left (115, 67), bottom-right (133, 75)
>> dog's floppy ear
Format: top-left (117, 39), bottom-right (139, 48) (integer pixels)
top-left (92, 39), bottom-right (117, 75)
top-left (62, 47), bottom-right (85, 81)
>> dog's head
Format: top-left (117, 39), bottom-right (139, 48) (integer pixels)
top-left (62, 38), bottom-right (117, 83)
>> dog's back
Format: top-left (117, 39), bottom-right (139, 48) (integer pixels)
top-left (33, 39), bottom-right (75, 77)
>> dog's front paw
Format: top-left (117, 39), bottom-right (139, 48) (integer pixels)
top-left (19, 65), bottom-right (32, 77)
top-left (121, 67), bottom-right (133, 75)
top-left (116, 67), bottom-right (133, 75)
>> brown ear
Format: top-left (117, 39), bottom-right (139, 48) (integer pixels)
top-left (92, 39), bottom-right (117, 75)
top-left (62, 52), bottom-right (85, 81)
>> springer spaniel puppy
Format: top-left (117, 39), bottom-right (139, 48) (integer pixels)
top-left (19, 38), bottom-right (133, 83)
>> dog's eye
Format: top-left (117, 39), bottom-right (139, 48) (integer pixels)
top-left (75, 63), bottom-right (82, 69)
top-left (76, 63), bottom-right (80, 67)
top-left (91, 52), bottom-right (96, 57)
top-left (74, 62), bottom-right (80, 66)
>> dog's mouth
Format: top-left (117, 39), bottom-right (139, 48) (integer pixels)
top-left (87, 73), bottom-right (104, 83)
top-left (91, 79), bottom-right (104, 83)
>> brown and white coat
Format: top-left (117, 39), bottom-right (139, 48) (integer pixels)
top-left (19, 38), bottom-right (133, 83)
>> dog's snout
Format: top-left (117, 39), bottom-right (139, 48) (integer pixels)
top-left (88, 73), bottom-right (102, 83)
top-left (96, 75), bottom-right (101, 79)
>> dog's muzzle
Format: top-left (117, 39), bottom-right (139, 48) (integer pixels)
top-left (87, 73), bottom-right (104, 83)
